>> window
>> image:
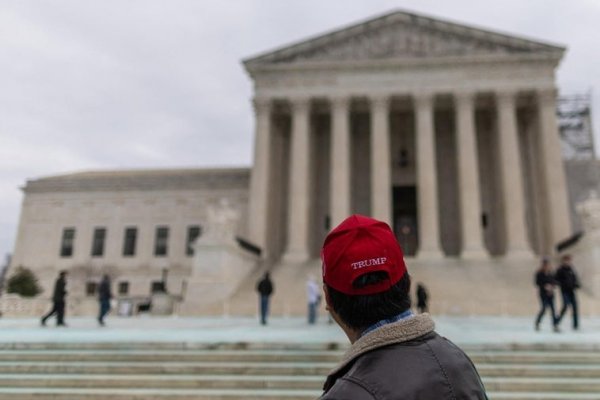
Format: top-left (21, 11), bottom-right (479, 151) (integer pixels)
top-left (154, 226), bottom-right (169, 257)
top-left (60, 228), bottom-right (76, 257)
top-left (186, 225), bottom-right (202, 256)
top-left (123, 227), bottom-right (137, 257)
top-left (151, 281), bottom-right (165, 293)
top-left (86, 282), bottom-right (97, 297)
top-left (91, 227), bottom-right (106, 257)
top-left (399, 148), bottom-right (409, 168)
top-left (118, 281), bottom-right (129, 296)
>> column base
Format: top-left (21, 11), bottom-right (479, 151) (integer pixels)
top-left (460, 247), bottom-right (489, 260)
top-left (282, 249), bottom-right (311, 265)
top-left (416, 248), bottom-right (444, 260)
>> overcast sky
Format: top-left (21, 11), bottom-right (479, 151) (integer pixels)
top-left (1, 0), bottom-right (599, 262)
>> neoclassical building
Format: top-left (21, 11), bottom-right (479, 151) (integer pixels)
top-left (243, 10), bottom-right (571, 262)
top-left (8, 10), bottom-right (594, 315)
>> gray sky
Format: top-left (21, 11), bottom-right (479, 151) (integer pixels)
top-left (1, 0), bottom-right (599, 261)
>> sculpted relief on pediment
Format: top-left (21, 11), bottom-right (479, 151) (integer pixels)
top-left (269, 23), bottom-right (537, 64)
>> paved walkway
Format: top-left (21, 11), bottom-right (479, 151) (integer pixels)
top-left (0, 315), bottom-right (598, 348)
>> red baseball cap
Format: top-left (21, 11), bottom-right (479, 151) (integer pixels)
top-left (321, 214), bottom-right (407, 295)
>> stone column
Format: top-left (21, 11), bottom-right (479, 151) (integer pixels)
top-left (414, 92), bottom-right (443, 259)
top-left (496, 90), bottom-right (533, 258)
top-left (283, 97), bottom-right (311, 263)
top-left (370, 95), bottom-right (392, 224)
top-left (537, 88), bottom-right (572, 251)
top-left (330, 96), bottom-right (352, 228)
top-left (247, 97), bottom-right (272, 255)
top-left (455, 91), bottom-right (488, 259)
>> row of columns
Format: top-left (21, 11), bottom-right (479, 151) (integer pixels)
top-left (248, 88), bottom-right (570, 262)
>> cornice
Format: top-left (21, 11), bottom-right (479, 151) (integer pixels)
top-left (246, 52), bottom-right (563, 77)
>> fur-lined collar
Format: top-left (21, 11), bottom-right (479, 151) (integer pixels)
top-left (329, 313), bottom-right (435, 377)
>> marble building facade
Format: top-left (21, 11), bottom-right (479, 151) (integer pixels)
top-left (244, 11), bottom-right (572, 263)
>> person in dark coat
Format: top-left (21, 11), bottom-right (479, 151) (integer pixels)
top-left (555, 254), bottom-right (580, 330)
top-left (320, 215), bottom-right (488, 399)
top-left (416, 283), bottom-right (429, 313)
top-left (534, 258), bottom-right (559, 332)
top-left (97, 274), bottom-right (112, 326)
top-left (256, 272), bottom-right (274, 325)
top-left (41, 271), bottom-right (68, 327)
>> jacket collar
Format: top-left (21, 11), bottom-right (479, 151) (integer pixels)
top-left (329, 313), bottom-right (435, 378)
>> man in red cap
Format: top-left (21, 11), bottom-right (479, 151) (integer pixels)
top-left (320, 215), bottom-right (487, 399)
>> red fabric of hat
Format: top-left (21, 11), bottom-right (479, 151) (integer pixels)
top-left (321, 214), bottom-right (407, 295)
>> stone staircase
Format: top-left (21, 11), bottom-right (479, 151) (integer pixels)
top-left (0, 342), bottom-right (598, 399)
top-left (205, 257), bottom-right (600, 318)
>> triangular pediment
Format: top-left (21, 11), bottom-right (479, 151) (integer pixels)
top-left (244, 10), bottom-right (564, 67)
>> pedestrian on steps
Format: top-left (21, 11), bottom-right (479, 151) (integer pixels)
top-left (555, 254), bottom-right (581, 330)
top-left (41, 271), bottom-right (68, 327)
top-left (307, 274), bottom-right (321, 324)
top-left (256, 272), bottom-right (274, 325)
top-left (534, 258), bottom-right (559, 332)
top-left (98, 274), bottom-right (112, 326)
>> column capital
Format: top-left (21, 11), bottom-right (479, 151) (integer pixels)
top-left (330, 95), bottom-right (350, 110)
top-left (537, 87), bottom-right (558, 105)
top-left (369, 94), bottom-right (390, 109)
top-left (454, 90), bottom-right (476, 105)
top-left (413, 90), bottom-right (435, 108)
top-left (289, 96), bottom-right (311, 112)
top-left (495, 89), bottom-right (518, 105)
top-left (252, 97), bottom-right (272, 113)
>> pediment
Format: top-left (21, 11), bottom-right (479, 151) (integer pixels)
top-left (244, 10), bottom-right (564, 67)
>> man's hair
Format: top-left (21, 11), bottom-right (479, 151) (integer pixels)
top-left (327, 272), bottom-right (411, 331)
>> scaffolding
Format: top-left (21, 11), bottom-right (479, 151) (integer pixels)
top-left (557, 92), bottom-right (595, 160)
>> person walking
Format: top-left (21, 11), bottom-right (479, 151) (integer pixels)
top-left (320, 215), bottom-right (488, 399)
top-left (555, 254), bottom-right (580, 330)
top-left (41, 271), bottom-right (68, 327)
top-left (534, 258), bottom-right (559, 332)
top-left (97, 274), bottom-right (112, 326)
top-left (306, 274), bottom-right (321, 324)
top-left (256, 272), bottom-right (274, 325)
top-left (416, 283), bottom-right (429, 314)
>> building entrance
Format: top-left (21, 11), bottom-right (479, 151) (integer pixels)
top-left (393, 186), bottom-right (418, 256)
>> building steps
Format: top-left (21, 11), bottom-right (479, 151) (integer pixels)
top-left (0, 343), bottom-right (598, 399)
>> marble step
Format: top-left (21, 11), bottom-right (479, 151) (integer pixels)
top-left (483, 377), bottom-right (600, 393)
top-left (0, 388), bottom-right (321, 400)
top-left (0, 374), bottom-right (599, 393)
top-left (0, 374), bottom-right (324, 390)
top-left (1, 349), bottom-right (599, 364)
top-left (0, 349), bottom-right (342, 363)
top-left (477, 364), bottom-right (600, 378)
top-left (0, 361), bottom-right (599, 378)
top-left (488, 392), bottom-right (600, 400)
top-left (468, 351), bottom-right (600, 364)
top-left (0, 361), bottom-right (335, 375)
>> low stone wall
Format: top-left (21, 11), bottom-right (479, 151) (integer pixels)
top-left (0, 295), bottom-right (47, 317)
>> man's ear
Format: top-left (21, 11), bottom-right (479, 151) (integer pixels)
top-left (322, 284), bottom-right (332, 311)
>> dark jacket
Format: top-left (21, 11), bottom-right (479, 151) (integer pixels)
top-left (555, 264), bottom-right (580, 292)
top-left (535, 270), bottom-right (556, 298)
top-left (256, 276), bottom-right (273, 297)
top-left (416, 285), bottom-right (428, 307)
top-left (321, 314), bottom-right (488, 400)
top-left (52, 276), bottom-right (67, 303)
top-left (98, 278), bottom-right (112, 301)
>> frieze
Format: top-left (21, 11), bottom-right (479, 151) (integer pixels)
top-left (253, 25), bottom-right (559, 67)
